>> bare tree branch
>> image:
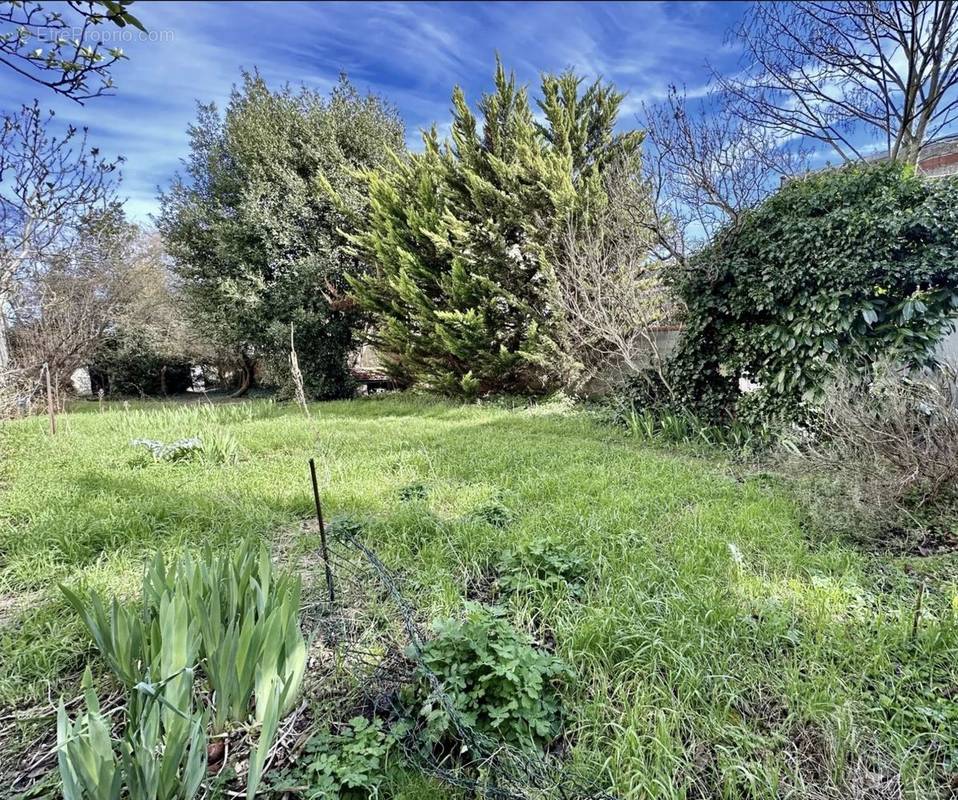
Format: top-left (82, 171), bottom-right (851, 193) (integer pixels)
top-left (721, 2), bottom-right (958, 164)
top-left (555, 156), bottom-right (681, 395)
top-left (639, 86), bottom-right (808, 260)
top-left (0, 101), bottom-right (120, 372)
top-left (0, 0), bottom-right (145, 103)
top-left (7, 204), bottom-right (140, 383)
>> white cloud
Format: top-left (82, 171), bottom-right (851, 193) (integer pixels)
top-left (1, 1), bottom-right (742, 222)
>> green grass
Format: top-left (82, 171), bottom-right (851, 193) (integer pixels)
top-left (1, 395), bottom-right (956, 798)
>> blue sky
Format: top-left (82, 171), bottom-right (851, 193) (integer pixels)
top-left (1, 1), bottom-right (749, 222)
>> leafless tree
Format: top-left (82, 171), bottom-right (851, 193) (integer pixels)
top-left (556, 157), bottom-right (681, 395)
top-left (721, 1), bottom-right (958, 164)
top-left (0, 0), bottom-right (144, 102)
top-left (106, 231), bottom-right (212, 364)
top-left (640, 86), bottom-right (809, 262)
top-left (0, 101), bottom-right (120, 371)
top-left (6, 205), bottom-right (141, 390)
top-left (67, 228), bottom-right (232, 399)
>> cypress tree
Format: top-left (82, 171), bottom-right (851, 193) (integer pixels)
top-left (349, 58), bottom-right (640, 397)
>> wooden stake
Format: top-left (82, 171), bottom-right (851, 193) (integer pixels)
top-left (911, 579), bottom-right (926, 640)
top-left (289, 323), bottom-right (310, 419)
top-left (43, 362), bottom-right (56, 435)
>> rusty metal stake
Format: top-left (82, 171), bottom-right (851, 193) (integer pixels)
top-left (309, 458), bottom-right (335, 604)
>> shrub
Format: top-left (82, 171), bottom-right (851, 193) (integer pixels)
top-left (469, 500), bottom-right (514, 529)
top-left (497, 539), bottom-right (588, 596)
top-left (130, 437), bottom-right (203, 463)
top-left (790, 364), bottom-right (958, 523)
top-left (553, 158), bottom-right (675, 394)
top-left (408, 603), bottom-right (571, 751)
top-left (398, 482), bottom-right (428, 502)
top-left (671, 163), bottom-right (958, 422)
top-left (130, 432), bottom-right (240, 466)
top-left (89, 329), bottom-right (193, 398)
top-left (620, 369), bottom-right (674, 413)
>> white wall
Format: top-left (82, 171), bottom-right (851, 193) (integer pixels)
top-left (935, 324), bottom-right (958, 366)
top-left (70, 367), bottom-right (92, 396)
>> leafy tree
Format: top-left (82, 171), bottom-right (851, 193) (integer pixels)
top-left (669, 162), bottom-right (958, 422)
top-left (158, 72), bottom-right (404, 398)
top-left (348, 59), bottom-right (640, 397)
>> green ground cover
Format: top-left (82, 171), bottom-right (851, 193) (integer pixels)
top-left (1, 396), bottom-right (955, 798)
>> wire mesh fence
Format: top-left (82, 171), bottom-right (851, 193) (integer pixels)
top-left (303, 499), bottom-right (618, 800)
top-left (3, 460), bottom-right (617, 800)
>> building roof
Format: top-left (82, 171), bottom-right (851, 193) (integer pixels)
top-left (916, 135), bottom-right (958, 177)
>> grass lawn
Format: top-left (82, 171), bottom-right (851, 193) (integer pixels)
top-left (1, 395), bottom-right (955, 798)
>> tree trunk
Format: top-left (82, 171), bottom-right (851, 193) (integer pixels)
top-left (231, 352), bottom-right (254, 398)
top-left (899, 130), bottom-right (922, 166)
top-left (231, 367), bottom-right (251, 398)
